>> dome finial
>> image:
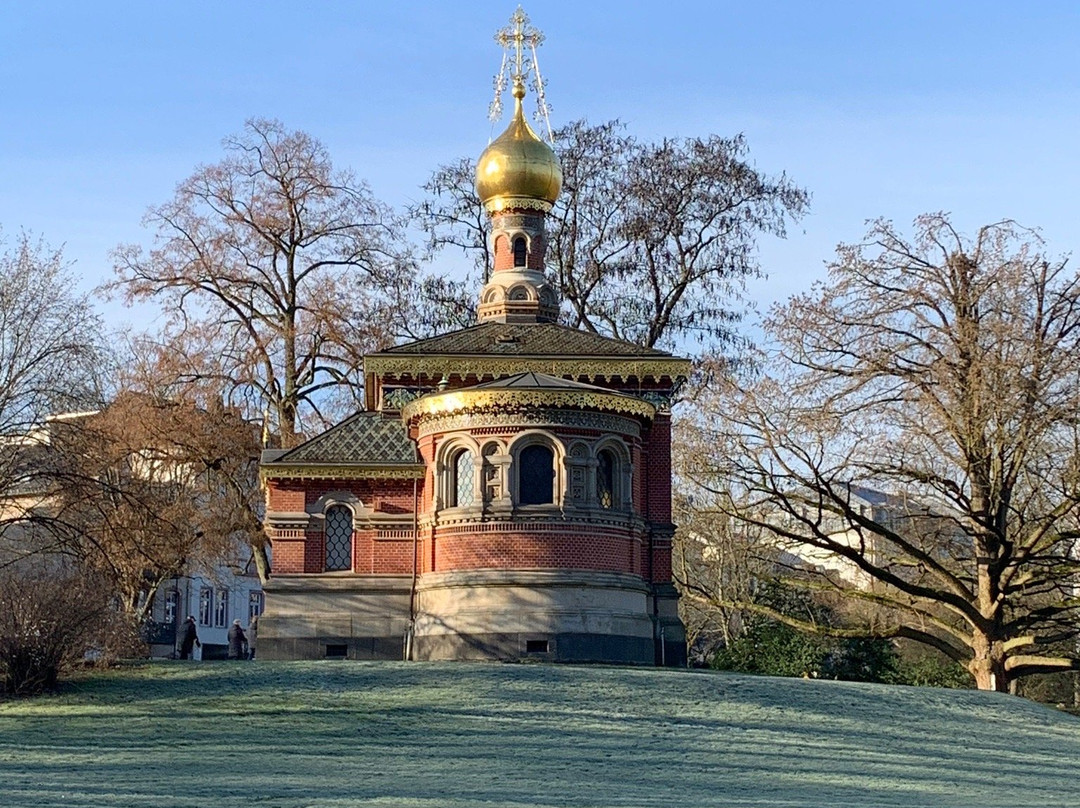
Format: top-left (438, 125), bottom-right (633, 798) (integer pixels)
top-left (476, 8), bottom-right (561, 214)
top-left (488, 6), bottom-right (552, 141)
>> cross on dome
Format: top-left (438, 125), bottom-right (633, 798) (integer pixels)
top-left (489, 6), bottom-right (553, 140)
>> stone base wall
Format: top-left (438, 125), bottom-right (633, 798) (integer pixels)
top-left (412, 569), bottom-right (677, 665)
top-left (258, 574), bottom-right (412, 661)
top-left (259, 570), bottom-right (687, 666)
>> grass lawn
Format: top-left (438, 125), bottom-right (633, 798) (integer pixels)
top-left (1, 661), bottom-right (1078, 807)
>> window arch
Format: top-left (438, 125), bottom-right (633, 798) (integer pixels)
top-left (324, 505), bottom-right (353, 571)
top-left (451, 448), bottom-right (475, 507)
top-left (513, 236), bottom-right (527, 267)
top-left (518, 444), bottom-right (555, 505)
top-left (597, 449), bottom-right (616, 509)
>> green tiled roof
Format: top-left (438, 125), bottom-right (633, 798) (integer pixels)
top-left (376, 322), bottom-right (674, 358)
top-left (268, 413), bottom-right (418, 466)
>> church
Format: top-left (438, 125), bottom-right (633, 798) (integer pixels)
top-left (258, 9), bottom-right (689, 666)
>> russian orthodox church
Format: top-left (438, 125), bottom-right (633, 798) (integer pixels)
top-left (258, 9), bottom-right (689, 666)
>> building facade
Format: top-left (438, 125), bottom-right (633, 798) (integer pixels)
top-left (258, 17), bottom-right (689, 665)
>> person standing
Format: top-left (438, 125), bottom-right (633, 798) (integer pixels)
top-left (178, 616), bottom-right (200, 660)
top-left (227, 618), bottom-right (248, 660)
top-left (248, 613), bottom-right (258, 660)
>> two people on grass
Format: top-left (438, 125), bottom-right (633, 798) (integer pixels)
top-left (177, 614), bottom-right (258, 660)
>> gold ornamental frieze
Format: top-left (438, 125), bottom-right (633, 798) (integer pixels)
top-left (402, 388), bottom-right (656, 427)
top-left (261, 463), bottom-right (425, 482)
top-left (413, 409), bottom-right (641, 439)
top-left (366, 355), bottom-right (692, 383)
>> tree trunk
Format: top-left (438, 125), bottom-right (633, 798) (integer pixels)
top-left (252, 541), bottom-right (272, 584)
top-left (969, 630), bottom-right (1009, 692)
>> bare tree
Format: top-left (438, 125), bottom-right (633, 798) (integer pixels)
top-left (46, 392), bottom-right (265, 612)
top-left (109, 118), bottom-right (410, 446)
top-left (0, 232), bottom-right (104, 553)
top-left (690, 215), bottom-right (1080, 691)
top-left (413, 121), bottom-right (808, 352)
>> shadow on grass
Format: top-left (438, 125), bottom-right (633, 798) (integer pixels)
top-left (1, 662), bottom-right (1078, 807)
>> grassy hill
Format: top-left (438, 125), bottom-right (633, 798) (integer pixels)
top-left (1, 662), bottom-right (1078, 807)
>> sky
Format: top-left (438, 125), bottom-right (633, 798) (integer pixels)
top-left (2, 1), bottom-right (1079, 332)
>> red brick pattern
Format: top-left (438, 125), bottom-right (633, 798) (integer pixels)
top-left (432, 525), bottom-right (641, 575)
top-left (642, 414), bottom-right (673, 523)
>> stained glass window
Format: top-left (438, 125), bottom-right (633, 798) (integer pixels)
top-left (519, 444), bottom-right (554, 505)
top-left (325, 505), bottom-right (353, 571)
top-left (597, 450), bottom-right (615, 509)
top-left (453, 449), bottom-right (475, 507)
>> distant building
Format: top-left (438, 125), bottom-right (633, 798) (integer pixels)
top-left (258, 12), bottom-right (689, 666)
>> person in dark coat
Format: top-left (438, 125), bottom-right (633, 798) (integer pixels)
top-left (248, 613), bottom-right (258, 660)
top-left (178, 616), bottom-right (200, 660)
top-left (227, 619), bottom-right (248, 660)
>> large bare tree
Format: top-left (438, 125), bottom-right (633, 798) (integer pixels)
top-left (688, 215), bottom-right (1080, 691)
top-left (110, 118), bottom-right (409, 446)
top-left (0, 232), bottom-right (104, 555)
top-left (47, 392), bottom-right (264, 613)
top-left (413, 121), bottom-right (808, 351)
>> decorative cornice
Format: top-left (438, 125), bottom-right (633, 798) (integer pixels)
top-left (484, 196), bottom-right (554, 214)
top-left (413, 408), bottom-right (640, 439)
top-left (261, 464), bottom-right (425, 482)
top-left (402, 387), bottom-right (655, 425)
top-left (368, 355), bottom-right (691, 384)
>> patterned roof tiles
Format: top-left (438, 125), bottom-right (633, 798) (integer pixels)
top-left (268, 412), bottom-right (418, 466)
top-left (376, 322), bottom-right (674, 358)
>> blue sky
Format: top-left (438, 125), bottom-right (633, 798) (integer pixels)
top-left (2, 1), bottom-right (1078, 329)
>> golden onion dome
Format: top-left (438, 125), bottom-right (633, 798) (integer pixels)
top-left (475, 81), bottom-right (562, 212)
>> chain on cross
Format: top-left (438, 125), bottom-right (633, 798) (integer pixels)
top-left (488, 6), bottom-right (554, 141)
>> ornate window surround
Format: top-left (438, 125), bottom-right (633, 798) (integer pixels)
top-left (593, 437), bottom-right (632, 511)
top-left (508, 429), bottom-right (565, 509)
top-left (435, 436), bottom-right (482, 513)
top-left (306, 491), bottom-right (368, 574)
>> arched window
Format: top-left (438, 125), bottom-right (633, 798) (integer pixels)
top-left (513, 236), bottom-right (527, 267)
top-left (519, 444), bottom-right (555, 505)
top-left (597, 449), bottom-right (616, 509)
top-left (325, 505), bottom-right (353, 571)
top-left (452, 448), bottom-right (475, 507)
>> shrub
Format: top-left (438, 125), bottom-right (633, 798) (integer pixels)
top-left (710, 583), bottom-right (898, 682)
top-left (0, 562), bottom-right (129, 697)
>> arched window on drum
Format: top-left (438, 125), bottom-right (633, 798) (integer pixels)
top-left (324, 505), bottom-right (353, 571)
top-left (518, 444), bottom-right (555, 505)
top-left (450, 448), bottom-right (475, 508)
top-left (597, 449), bottom-right (617, 509)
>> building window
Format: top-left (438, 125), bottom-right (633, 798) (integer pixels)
top-left (163, 590), bottom-right (179, 625)
top-left (214, 589), bottom-right (229, 628)
top-left (198, 588), bottom-right (212, 626)
top-left (452, 449), bottom-right (475, 507)
top-left (248, 591), bottom-right (264, 622)
top-left (597, 449), bottom-right (616, 509)
top-left (325, 505), bottom-right (353, 571)
top-left (513, 236), bottom-right (527, 267)
top-left (519, 444), bottom-right (555, 505)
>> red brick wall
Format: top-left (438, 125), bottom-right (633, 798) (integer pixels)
top-left (642, 414), bottom-right (673, 523)
top-left (270, 536), bottom-right (305, 574)
top-left (491, 220), bottom-right (545, 272)
top-left (265, 477), bottom-right (420, 574)
top-left (432, 524), bottom-right (642, 575)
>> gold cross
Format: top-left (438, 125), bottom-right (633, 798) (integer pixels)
top-left (495, 6), bottom-right (545, 86)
